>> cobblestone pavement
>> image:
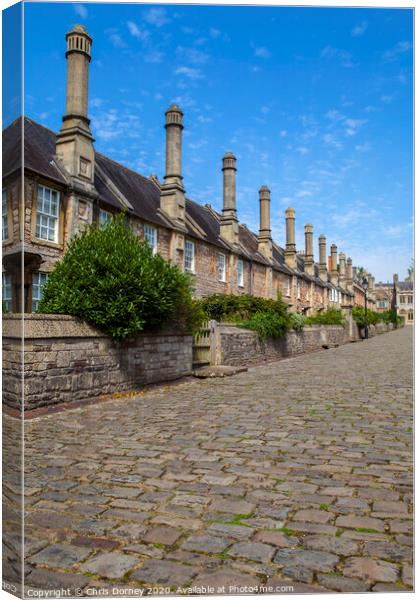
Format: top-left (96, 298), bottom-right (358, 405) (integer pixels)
top-left (3, 327), bottom-right (413, 595)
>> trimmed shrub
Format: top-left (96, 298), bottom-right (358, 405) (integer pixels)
top-left (306, 307), bottom-right (346, 327)
top-left (199, 293), bottom-right (290, 323)
top-left (242, 310), bottom-right (290, 341)
top-left (38, 214), bottom-right (204, 340)
top-left (352, 306), bottom-right (381, 327)
top-left (290, 312), bottom-right (307, 331)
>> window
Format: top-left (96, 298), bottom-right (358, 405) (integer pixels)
top-left (99, 208), bottom-right (111, 228)
top-left (377, 300), bottom-right (387, 308)
top-left (2, 273), bottom-right (12, 312)
top-left (407, 295), bottom-right (413, 304)
top-left (218, 254), bottom-right (226, 282)
top-left (237, 258), bottom-right (244, 287)
top-left (408, 311), bottom-right (414, 321)
top-left (297, 280), bottom-right (301, 301)
top-left (36, 185), bottom-right (60, 242)
top-left (285, 278), bottom-right (291, 297)
top-left (144, 224), bottom-right (158, 254)
top-left (2, 188), bottom-right (9, 241)
top-left (184, 240), bottom-right (195, 273)
top-left (399, 295), bottom-right (406, 304)
top-left (32, 272), bottom-right (49, 312)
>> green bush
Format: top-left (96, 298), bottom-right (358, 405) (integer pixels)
top-left (242, 310), bottom-right (290, 341)
top-left (38, 214), bottom-right (203, 340)
top-left (290, 312), bottom-right (307, 331)
top-left (199, 293), bottom-right (290, 323)
top-left (380, 309), bottom-right (400, 325)
top-left (197, 293), bottom-right (292, 341)
top-left (306, 307), bottom-right (346, 326)
top-left (352, 306), bottom-right (381, 327)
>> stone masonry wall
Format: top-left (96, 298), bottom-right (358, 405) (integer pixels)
top-left (217, 321), bottom-right (397, 367)
top-left (2, 315), bottom-right (192, 412)
top-left (216, 324), bottom-right (349, 367)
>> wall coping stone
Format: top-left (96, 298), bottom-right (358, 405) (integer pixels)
top-left (2, 314), bottom-right (189, 340)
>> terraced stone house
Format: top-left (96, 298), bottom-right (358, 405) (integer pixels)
top-left (2, 24), bottom-right (377, 315)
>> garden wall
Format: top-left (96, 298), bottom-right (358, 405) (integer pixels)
top-left (215, 321), bottom-right (396, 367)
top-left (215, 324), bottom-right (349, 367)
top-left (2, 314), bottom-right (192, 412)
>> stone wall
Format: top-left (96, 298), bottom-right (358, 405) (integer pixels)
top-left (215, 320), bottom-right (397, 367)
top-left (2, 314), bottom-right (192, 412)
top-left (216, 324), bottom-right (349, 367)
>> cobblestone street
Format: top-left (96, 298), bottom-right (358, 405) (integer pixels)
top-left (4, 327), bottom-right (413, 595)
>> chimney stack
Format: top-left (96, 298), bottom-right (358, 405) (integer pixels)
top-left (160, 104), bottom-right (186, 227)
top-left (339, 252), bottom-right (346, 286)
top-left (304, 224), bottom-right (314, 276)
top-left (284, 208), bottom-right (297, 269)
top-left (346, 257), bottom-right (353, 291)
top-left (56, 24), bottom-right (95, 185)
top-left (353, 266), bottom-right (357, 279)
top-left (220, 152), bottom-right (239, 245)
top-left (330, 244), bottom-right (338, 286)
top-left (393, 273), bottom-right (399, 286)
top-left (318, 235), bottom-right (327, 282)
top-left (258, 185), bottom-right (272, 260)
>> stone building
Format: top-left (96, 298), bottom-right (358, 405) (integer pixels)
top-left (375, 272), bottom-right (414, 324)
top-left (2, 24), bottom-right (376, 315)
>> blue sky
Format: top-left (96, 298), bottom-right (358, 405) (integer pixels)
top-left (20, 2), bottom-right (413, 282)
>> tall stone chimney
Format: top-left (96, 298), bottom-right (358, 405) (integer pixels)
top-left (318, 235), bottom-right (327, 282)
top-left (353, 266), bottom-right (357, 280)
top-left (339, 252), bottom-right (346, 286)
top-left (220, 152), bottom-right (239, 245)
top-left (330, 244), bottom-right (338, 286)
top-left (258, 185), bottom-right (272, 260)
top-left (346, 257), bottom-right (353, 291)
top-left (368, 274), bottom-right (375, 292)
top-left (160, 104), bottom-right (186, 227)
top-left (393, 273), bottom-right (399, 286)
top-left (284, 208), bottom-right (297, 270)
top-left (56, 24), bottom-right (95, 189)
top-left (304, 224), bottom-right (314, 276)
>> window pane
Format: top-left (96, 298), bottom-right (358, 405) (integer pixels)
top-left (36, 185), bottom-right (60, 242)
top-left (2, 272), bottom-right (12, 311)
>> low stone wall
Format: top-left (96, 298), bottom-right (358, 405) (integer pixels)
top-left (358, 321), bottom-right (396, 339)
top-left (2, 315), bottom-right (192, 412)
top-left (216, 324), bottom-right (349, 367)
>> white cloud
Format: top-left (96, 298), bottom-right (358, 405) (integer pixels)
top-left (91, 98), bottom-right (106, 108)
top-left (297, 146), bottom-right (309, 155)
top-left (322, 133), bottom-right (343, 149)
top-left (143, 7), bottom-right (169, 27)
top-left (127, 21), bottom-right (148, 41)
top-left (144, 50), bottom-right (164, 64)
top-left (106, 29), bottom-right (127, 49)
top-left (355, 142), bottom-right (371, 152)
top-left (320, 46), bottom-right (357, 68)
top-left (176, 46), bottom-right (209, 65)
top-left (254, 46), bottom-right (271, 59)
top-left (381, 94), bottom-right (395, 104)
top-left (351, 21), bottom-right (368, 37)
top-left (175, 66), bottom-right (203, 80)
top-left (74, 4), bottom-right (88, 19)
top-left (382, 41), bottom-right (412, 62)
top-left (280, 130), bottom-right (287, 138)
top-left (209, 28), bottom-right (221, 39)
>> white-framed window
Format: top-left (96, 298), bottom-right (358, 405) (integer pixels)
top-left (285, 278), bottom-right (291, 297)
top-left (36, 185), bottom-right (60, 242)
top-left (2, 188), bottom-right (9, 241)
top-left (184, 240), bottom-right (195, 273)
top-left (399, 295), bottom-right (406, 304)
top-left (237, 258), bottom-right (244, 287)
top-left (32, 272), bottom-right (49, 312)
top-left (218, 253), bottom-right (226, 282)
top-left (2, 272), bottom-right (12, 312)
top-left (144, 224), bottom-right (158, 254)
top-left (297, 280), bottom-right (301, 301)
top-left (99, 208), bottom-right (112, 227)
top-left (377, 300), bottom-right (387, 309)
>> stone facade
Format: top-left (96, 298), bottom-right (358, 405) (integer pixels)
top-left (2, 314), bottom-right (192, 412)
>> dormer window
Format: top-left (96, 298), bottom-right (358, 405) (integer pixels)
top-left (36, 185), bottom-right (60, 242)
